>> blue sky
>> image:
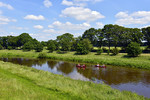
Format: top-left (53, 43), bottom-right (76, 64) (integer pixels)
top-left (0, 0), bottom-right (150, 41)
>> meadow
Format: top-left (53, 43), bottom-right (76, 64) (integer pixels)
top-left (0, 61), bottom-right (147, 100)
top-left (0, 49), bottom-right (150, 69)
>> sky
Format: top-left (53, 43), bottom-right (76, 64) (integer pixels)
top-left (0, 0), bottom-right (150, 41)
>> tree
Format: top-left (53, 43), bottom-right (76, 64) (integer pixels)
top-left (82, 28), bottom-right (97, 46)
top-left (41, 41), bottom-right (47, 47)
top-left (35, 42), bottom-right (43, 52)
top-left (76, 39), bottom-right (93, 55)
top-left (126, 42), bottom-right (142, 57)
top-left (102, 24), bottom-right (114, 51)
top-left (17, 33), bottom-right (33, 47)
top-left (96, 29), bottom-right (104, 48)
top-left (142, 27), bottom-right (150, 48)
top-left (22, 41), bottom-right (34, 51)
top-left (47, 40), bottom-right (56, 52)
top-left (130, 28), bottom-right (143, 44)
top-left (57, 33), bottom-right (74, 51)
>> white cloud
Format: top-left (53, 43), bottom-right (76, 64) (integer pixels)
top-left (0, 15), bottom-right (17, 25)
top-left (24, 15), bottom-right (45, 20)
top-left (62, 0), bottom-right (86, 7)
top-left (48, 25), bottom-right (54, 28)
top-left (0, 16), bottom-right (10, 22)
top-left (62, 0), bottom-right (74, 6)
top-left (115, 11), bottom-right (150, 25)
top-left (74, 0), bottom-right (103, 2)
top-left (96, 22), bottom-right (104, 28)
top-left (43, 29), bottom-right (56, 33)
top-left (34, 25), bottom-right (44, 29)
top-left (61, 7), bottom-right (105, 22)
top-left (43, 0), bottom-right (52, 8)
top-left (50, 21), bottom-right (91, 30)
top-left (0, 2), bottom-right (14, 10)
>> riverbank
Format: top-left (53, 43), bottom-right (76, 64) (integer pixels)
top-left (0, 61), bottom-right (147, 99)
top-left (0, 50), bottom-right (150, 69)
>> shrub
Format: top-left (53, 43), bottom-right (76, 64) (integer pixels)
top-left (7, 46), bottom-right (13, 50)
top-left (38, 52), bottom-right (47, 58)
top-left (126, 42), bottom-right (142, 57)
top-left (97, 48), bottom-right (103, 55)
top-left (111, 48), bottom-right (119, 55)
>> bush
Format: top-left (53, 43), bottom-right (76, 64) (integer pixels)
top-left (111, 48), bottom-right (119, 55)
top-left (7, 46), bottom-right (13, 50)
top-left (97, 48), bottom-right (103, 55)
top-left (126, 42), bottom-right (142, 57)
top-left (38, 52), bottom-right (47, 58)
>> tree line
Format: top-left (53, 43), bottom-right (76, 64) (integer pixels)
top-left (0, 24), bottom-right (150, 56)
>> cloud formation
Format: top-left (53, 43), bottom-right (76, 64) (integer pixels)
top-left (62, 0), bottom-right (103, 7)
top-left (34, 25), bottom-right (44, 29)
top-left (51, 21), bottom-right (91, 30)
top-left (43, 0), bottom-right (52, 8)
top-left (61, 7), bottom-right (105, 22)
top-left (24, 15), bottom-right (45, 20)
top-left (115, 11), bottom-right (150, 25)
top-left (0, 2), bottom-right (14, 10)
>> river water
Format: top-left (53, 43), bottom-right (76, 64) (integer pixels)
top-left (1, 58), bottom-right (150, 98)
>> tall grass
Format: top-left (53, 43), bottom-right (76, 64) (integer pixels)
top-left (0, 61), bottom-right (147, 99)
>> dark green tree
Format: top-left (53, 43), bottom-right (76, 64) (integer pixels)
top-left (57, 33), bottom-right (74, 51)
top-left (82, 28), bottom-right (97, 46)
top-left (35, 42), bottom-right (43, 52)
top-left (47, 40), bottom-right (56, 53)
top-left (102, 24), bottom-right (114, 51)
top-left (96, 29), bottom-right (104, 48)
top-left (126, 42), bottom-right (142, 57)
top-left (76, 39), bottom-right (93, 55)
top-left (17, 33), bottom-right (33, 47)
top-left (142, 27), bottom-right (150, 48)
top-left (22, 41), bottom-right (34, 51)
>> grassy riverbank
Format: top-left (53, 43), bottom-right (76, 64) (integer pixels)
top-left (0, 50), bottom-right (150, 69)
top-left (0, 61), bottom-right (147, 100)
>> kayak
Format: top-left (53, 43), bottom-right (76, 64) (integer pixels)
top-left (95, 65), bottom-right (106, 68)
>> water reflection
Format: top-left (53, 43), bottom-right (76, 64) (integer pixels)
top-left (1, 58), bottom-right (150, 98)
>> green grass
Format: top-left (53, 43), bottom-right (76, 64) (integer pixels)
top-left (0, 49), bottom-right (150, 69)
top-left (0, 61), bottom-right (147, 100)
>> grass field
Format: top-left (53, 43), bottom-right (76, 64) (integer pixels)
top-left (0, 61), bottom-right (147, 100)
top-left (0, 49), bottom-right (150, 69)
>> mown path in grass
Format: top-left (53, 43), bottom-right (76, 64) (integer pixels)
top-left (0, 61), bottom-right (147, 100)
top-left (0, 50), bottom-right (150, 69)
